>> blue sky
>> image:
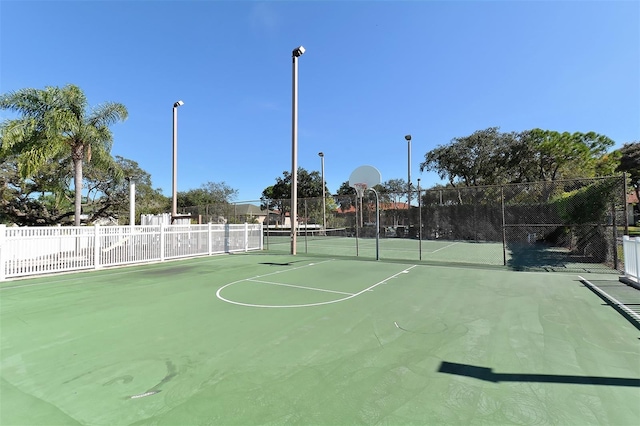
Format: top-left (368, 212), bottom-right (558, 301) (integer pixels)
top-left (1, 0), bottom-right (638, 202)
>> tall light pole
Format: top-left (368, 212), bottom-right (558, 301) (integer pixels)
top-left (318, 152), bottom-right (326, 231)
top-left (417, 177), bottom-right (422, 259)
top-left (405, 134), bottom-right (412, 236)
top-left (172, 100), bottom-right (184, 222)
top-left (291, 45), bottom-right (305, 255)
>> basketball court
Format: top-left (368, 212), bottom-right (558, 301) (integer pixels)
top-left (1, 252), bottom-right (638, 425)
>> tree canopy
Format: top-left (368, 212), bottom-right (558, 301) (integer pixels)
top-left (178, 181), bottom-right (238, 208)
top-left (616, 142), bottom-right (640, 200)
top-left (260, 168), bottom-right (326, 210)
top-left (420, 127), bottom-right (616, 187)
top-left (83, 156), bottom-right (170, 224)
top-left (0, 84), bottom-right (128, 225)
top-left (0, 153), bottom-right (169, 226)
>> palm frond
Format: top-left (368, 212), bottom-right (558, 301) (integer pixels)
top-left (88, 102), bottom-right (128, 127)
top-left (0, 118), bottom-right (39, 153)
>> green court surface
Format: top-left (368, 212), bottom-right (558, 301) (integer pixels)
top-left (265, 235), bottom-right (506, 266)
top-left (263, 234), bottom-right (619, 273)
top-left (1, 253), bottom-right (639, 425)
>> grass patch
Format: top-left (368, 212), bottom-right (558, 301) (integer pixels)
top-left (618, 226), bottom-right (640, 236)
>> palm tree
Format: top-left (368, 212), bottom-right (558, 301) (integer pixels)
top-left (0, 84), bottom-right (128, 225)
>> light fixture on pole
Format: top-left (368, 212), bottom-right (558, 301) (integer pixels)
top-left (405, 134), bottom-right (412, 237)
top-left (318, 151), bottom-right (326, 232)
top-left (172, 100), bottom-right (184, 223)
top-left (291, 45), bottom-right (305, 255)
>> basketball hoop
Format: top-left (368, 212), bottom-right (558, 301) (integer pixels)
top-left (353, 182), bottom-right (368, 198)
top-left (349, 165), bottom-right (382, 261)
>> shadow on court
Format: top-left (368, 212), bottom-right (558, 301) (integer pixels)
top-left (438, 361), bottom-right (640, 387)
top-left (507, 243), bottom-right (615, 273)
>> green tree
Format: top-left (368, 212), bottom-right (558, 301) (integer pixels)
top-left (616, 141), bottom-right (640, 200)
top-left (383, 178), bottom-right (407, 227)
top-left (594, 151), bottom-right (622, 178)
top-left (82, 156), bottom-right (169, 224)
top-left (115, 157), bottom-right (170, 220)
top-left (335, 180), bottom-right (356, 210)
top-left (0, 84), bottom-right (128, 225)
top-left (420, 127), bottom-right (616, 187)
top-left (260, 168), bottom-right (324, 216)
top-left (420, 127), bottom-right (519, 186)
top-left (526, 129), bottom-right (615, 181)
top-left (176, 181), bottom-right (238, 223)
top-left (383, 178), bottom-right (407, 200)
top-left (0, 153), bottom-right (77, 225)
top-left (178, 181), bottom-right (237, 208)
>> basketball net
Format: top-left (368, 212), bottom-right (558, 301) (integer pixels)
top-left (353, 183), bottom-right (368, 199)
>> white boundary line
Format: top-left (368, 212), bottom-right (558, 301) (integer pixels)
top-left (578, 275), bottom-right (640, 322)
top-left (246, 279), bottom-right (354, 295)
top-left (216, 264), bottom-right (418, 308)
top-left (430, 241), bottom-right (459, 253)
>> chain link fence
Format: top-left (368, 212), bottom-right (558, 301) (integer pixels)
top-left (418, 176), bottom-right (626, 271)
top-left (178, 176), bottom-right (627, 272)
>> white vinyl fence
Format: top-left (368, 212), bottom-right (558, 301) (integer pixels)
top-left (0, 223), bottom-right (263, 280)
top-left (622, 235), bottom-right (640, 284)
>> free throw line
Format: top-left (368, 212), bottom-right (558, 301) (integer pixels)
top-left (217, 264), bottom-right (418, 308)
top-left (246, 279), bottom-right (354, 295)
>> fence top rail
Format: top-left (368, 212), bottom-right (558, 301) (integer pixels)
top-left (0, 223), bottom-right (262, 238)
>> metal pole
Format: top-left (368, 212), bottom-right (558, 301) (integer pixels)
top-left (304, 200), bottom-right (308, 254)
top-left (418, 178), bottom-right (422, 260)
top-left (405, 135), bottom-right (412, 237)
top-left (172, 106), bottom-right (178, 220)
top-left (172, 100), bottom-right (183, 222)
top-left (370, 188), bottom-right (380, 261)
top-left (501, 186), bottom-right (507, 266)
top-left (359, 194), bottom-right (363, 228)
top-left (612, 200), bottom-right (618, 270)
top-left (128, 178), bottom-right (135, 227)
top-left (408, 139), bottom-right (411, 208)
top-left (355, 190), bottom-right (359, 256)
top-left (319, 152), bottom-right (326, 232)
top-left (291, 46), bottom-right (305, 255)
top-left (291, 52), bottom-right (299, 255)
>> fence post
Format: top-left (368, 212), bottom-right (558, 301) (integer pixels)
top-left (208, 222), bottom-right (213, 256)
top-left (260, 223), bottom-right (264, 250)
top-left (622, 235), bottom-right (629, 276)
top-left (623, 173), bottom-right (629, 234)
top-left (94, 224), bottom-right (101, 269)
top-left (224, 223), bottom-right (230, 253)
top-left (622, 235), bottom-right (639, 281)
top-left (635, 237), bottom-right (640, 282)
top-left (501, 186), bottom-right (507, 266)
top-left (0, 224), bottom-right (6, 281)
top-left (244, 222), bottom-right (249, 252)
top-left (160, 225), bottom-right (166, 261)
top-left (612, 201), bottom-right (619, 271)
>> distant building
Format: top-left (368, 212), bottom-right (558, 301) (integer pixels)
top-left (232, 204), bottom-right (272, 224)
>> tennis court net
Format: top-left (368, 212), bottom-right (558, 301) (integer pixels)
top-left (264, 228), bottom-right (351, 248)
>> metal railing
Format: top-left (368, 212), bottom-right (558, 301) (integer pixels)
top-left (0, 223), bottom-right (263, 280)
